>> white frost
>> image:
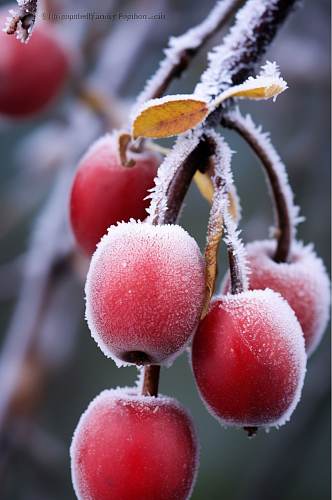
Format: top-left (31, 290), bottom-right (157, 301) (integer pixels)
top-left (206, 129), bottom-right (250, 291)
top-left (70, 387), bottom-right (199, 500)
top-left (85, 220), bottom-right (205, 367)
top-left (146, 129), bottom-right (202, 223)
top-left (195, 0), bottom-right (283, 100)
top-left (192, 289), bottom-right (307, 429)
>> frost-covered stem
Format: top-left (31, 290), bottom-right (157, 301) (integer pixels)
top-left (205, 131), bottom-right (249, 295)
top-left (137, 0), bottom-right (244, 105)
top-left (142, 365), bottom-right (161, 397)
top-left (197, 0), bottom-right (297, 103)
top-left (163, 139), bottom-right (214, 224)
top-left (223, 110), bottom-right (299, 262)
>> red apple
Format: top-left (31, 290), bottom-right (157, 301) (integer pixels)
top-left (192, 289), bottom-right (306, 428)
top-left (70, 134), bottom-right (159, 255)
top-left (70, 389), bottom-right (199, 500)
top-left (0, 13), bottom-right (69, 117)
top-left (85, 221), bottom-right (206, 365)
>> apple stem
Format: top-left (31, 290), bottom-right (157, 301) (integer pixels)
top-left (228, 249), bottom-right (245, 295)
top-left (142, 365), bottom-right (160, 397)
top-left (244, 426), bottom-right (258, 437)
top-left (222, 110), bottom-right (295, 263)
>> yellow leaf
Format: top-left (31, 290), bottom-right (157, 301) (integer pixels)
top-left (211, 61), bottom-right (288, 110)
top-left (201, 215), bottom-right (223, 318)
top-left (132, 96), bottom-right (209, 139)
top-left (194, 171), bottom-right (214, 203)
top-left (194, 171), bottom-right (240, 222)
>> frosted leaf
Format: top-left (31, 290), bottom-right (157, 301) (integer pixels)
top-left (85, 221), bottom-right (205, 367)
top-left (192, 289), bottom-right (307, 429)
top-left (136, 0), bottom-right (240, 106)
top-left (244, 239), bottom-right (331, 356)
top-left (146, 128), bottom-right (202, 223)
top-left (210, 60), bottom-right (287, 108)
top-left (131, 95), bottom-right (208, 139)
top-left (70, 388), bottom-right (199, 500)
top-left (227, 107), bottom-right (303, 239)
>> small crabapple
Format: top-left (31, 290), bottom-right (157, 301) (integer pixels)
top-left (85, 221), bottom-right (206, 365)
top-left (223, 240), bottom-right (330, 356)
top-left (192, 289), bottom-right (306, 428)
top-left (0, 14), bottom-right (69, 117)
top-left (70, 389), bottom-right (199, 500)
top-left (70, 134), bottom-right (159, 255)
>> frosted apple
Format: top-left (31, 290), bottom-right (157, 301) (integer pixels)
top-left (0, 14), bottom-right (69, 117)
top-left (223, 240), bottom-right (330, 355)
top-left (85, 221), bottom-right (206, 365)
top-left (70, 134), bottom-right (159, 255)
top-left (70, 389), bottom-right (199, 500)
top-left (192, 289), bottom-right (306, 428)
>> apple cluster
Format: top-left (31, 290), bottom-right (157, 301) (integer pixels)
top-left (68, 132), bottom-right (329, 499)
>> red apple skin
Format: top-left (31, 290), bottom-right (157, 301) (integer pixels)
top-left (70, 135), bottom-right (160, 255)
top-left (223, 240), bottom-right (330, 356)
top-left (192, 289), bottom-right (306, 428)
top-left (85, 221), bottom-right (206, 366)
top-left (70, 389), bottom-right (199, 500)
top-left (0, 15), bottom-right (69, 117)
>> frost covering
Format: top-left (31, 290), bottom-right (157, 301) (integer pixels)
top-left (85, 221), bottom-right (205, 366)
top-left (70, 388), bottom-right (199, 500)
top-left (192, 288), bottom-right (307, 428)
top-left (206, 129), bottom-right (250, 291)
top-left (195, 0), bottom-right (286, 100)
top-left (146, 128), bottom-right (202, 223)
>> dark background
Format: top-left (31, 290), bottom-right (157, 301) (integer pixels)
top-left (0, 0), bottom-right (330, 499)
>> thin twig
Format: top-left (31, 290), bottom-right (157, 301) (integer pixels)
top-left (222, 108), bottom-right (301, 262)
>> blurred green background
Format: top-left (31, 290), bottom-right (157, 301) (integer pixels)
top-left (0, 0), bottom-right (330, 499)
